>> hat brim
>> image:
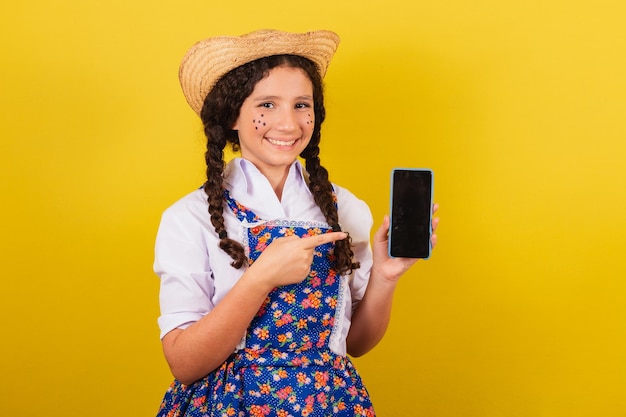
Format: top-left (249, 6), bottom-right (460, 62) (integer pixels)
top-left (178, 29), bottom-right (341, 116)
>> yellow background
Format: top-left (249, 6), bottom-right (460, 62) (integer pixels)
top-left (1, 0), bottom-right (625, 415)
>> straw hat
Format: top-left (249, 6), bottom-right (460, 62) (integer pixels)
top-left (178, 29), bottom-right (341, 115)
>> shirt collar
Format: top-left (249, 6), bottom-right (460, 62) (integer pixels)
top-left (223, 157), bottom-right (311, 197)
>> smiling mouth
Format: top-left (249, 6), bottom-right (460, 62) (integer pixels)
top-left (267, 138), bottom-right (297, 146)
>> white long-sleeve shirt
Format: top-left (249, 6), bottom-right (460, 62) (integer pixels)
top-left (154, 158), bottom-right (373, 356)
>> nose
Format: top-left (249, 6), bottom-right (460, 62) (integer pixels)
top-left (276, 108), bottom-right (298, 132)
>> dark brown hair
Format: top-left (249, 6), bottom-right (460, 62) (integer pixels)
top-left (200, 54), bottom-right (359, 275)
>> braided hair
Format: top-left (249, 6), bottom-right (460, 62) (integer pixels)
top-left (200, 54), bottom-right (359, 275)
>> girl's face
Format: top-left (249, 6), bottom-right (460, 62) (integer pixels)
top-left (233, 65), bottom-right (315, 177)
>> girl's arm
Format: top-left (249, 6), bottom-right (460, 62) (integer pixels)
top-left (346, 207), bottom-right (439, 357)
top-left (161, 232), bottom-right (347, 385)
top-left (161, 265), bottom-right (273, 385)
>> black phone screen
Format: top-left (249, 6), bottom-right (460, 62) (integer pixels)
top-left (389, 169), bottom-right (433, 259)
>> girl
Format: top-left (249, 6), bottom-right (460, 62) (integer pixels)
top-left (155, 29), bottom-right (438, 417)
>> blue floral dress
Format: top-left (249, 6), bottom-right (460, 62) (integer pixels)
top-left (157, 190), bottom-right (375, 417)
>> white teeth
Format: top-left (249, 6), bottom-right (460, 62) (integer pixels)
top-left (267, 138), bottom-right (296, 146)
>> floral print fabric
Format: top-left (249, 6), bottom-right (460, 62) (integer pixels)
top-left (156, 191), bottom-right (374, 416)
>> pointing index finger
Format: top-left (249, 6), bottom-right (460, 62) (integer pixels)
top-left (301, 231), bottom-right (347, 249)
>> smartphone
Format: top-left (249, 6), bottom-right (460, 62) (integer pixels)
top-left (388, 168), bottom-right (434, 259)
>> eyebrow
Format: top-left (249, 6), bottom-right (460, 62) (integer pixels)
top-left (252, 95), bottom-right (314, 101)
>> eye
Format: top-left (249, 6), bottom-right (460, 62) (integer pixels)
top-left (259, 102), bottom-right (274, 109)
top-left (295, 102), bottom-right (312, 109)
